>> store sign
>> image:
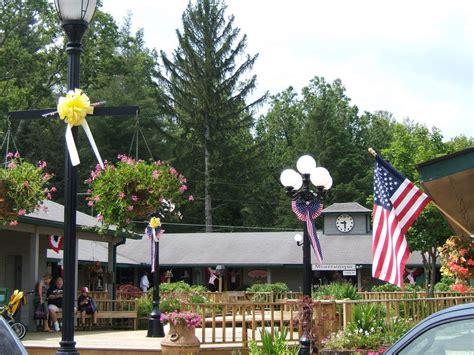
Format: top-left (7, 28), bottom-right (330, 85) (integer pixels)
top-left (312, 264), bottom-right (356, 271)
top-left (248, 270), bottom-right (267, 278)
top-left (343, 270), bottom-right (357, 276)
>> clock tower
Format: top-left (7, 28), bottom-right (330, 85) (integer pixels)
top-left (322, 202), bottom-right (372, 235)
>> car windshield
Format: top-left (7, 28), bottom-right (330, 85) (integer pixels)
top-left (399, 319), bottom-right (474, 354)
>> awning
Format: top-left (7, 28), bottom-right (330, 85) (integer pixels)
top-left (416, 147), bottom-right (474, 238)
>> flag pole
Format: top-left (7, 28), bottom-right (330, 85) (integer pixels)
top-left (367, 147), bottom-right (472, 238)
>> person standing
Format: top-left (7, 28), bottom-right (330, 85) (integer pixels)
top-left (47, 277), bottom-right (64, 332)
top-left (140, 271), bottom-right (150, 295)
top-left (35, 273), bottom-right (52, 332)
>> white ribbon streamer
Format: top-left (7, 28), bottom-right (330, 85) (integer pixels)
top-left (65, 121), bottom-right (104, 169)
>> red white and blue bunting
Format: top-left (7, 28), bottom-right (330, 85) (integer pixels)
top-left (291, 199), bottom-right (323, 264)
top-left (48, 235), bottom-right (63, 254)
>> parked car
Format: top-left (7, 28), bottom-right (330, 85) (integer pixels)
top-left (385, 302), bottom-right (474, 354)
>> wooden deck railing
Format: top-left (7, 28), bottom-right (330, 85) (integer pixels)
top-left (359, 291), bottom-right (474, 300)
top-left (181, 294), bottom-right (474, 345)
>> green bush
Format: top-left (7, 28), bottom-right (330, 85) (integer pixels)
top-left (137, 295), bottom-right (152, 317)
top-left (323, 314), bottom-right (413, 351)
top-left (248, 327), bottom-right (299, 355)
top-left (434, 277), bottom-right (455, 291)
top-left (160, 281), bottom-right (193, 293)
top-left (370, 283), bottom-right (402, 292)
top-left (350, 303), bottom-right (386, 332)
top-left (246, 283), bottom-right (290, 293)
top-left (313, 282), bottom-right (360, 300)
top-left (160, 298), bottom-right (181, 313)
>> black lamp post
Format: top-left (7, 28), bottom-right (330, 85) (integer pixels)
top-left (280, 155), bottom-right (332, 355)
top-left (54, 1), bottom-right (97, 354)
top-left (147, 238), bottom-right (165, 337)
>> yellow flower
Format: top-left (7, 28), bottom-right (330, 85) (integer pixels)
top-left (57, 89), bottom-right (94, 126)
top-left (149, 217), bottom-right (161, 229)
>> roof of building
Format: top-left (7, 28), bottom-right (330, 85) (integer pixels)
top-left (322, 202), bottom-right (371, 213)
top-left (48, 231), bottom-right (424, 267)
top-left (14, 200), bottom-right (138, 240)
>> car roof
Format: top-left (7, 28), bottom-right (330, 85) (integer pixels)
top-left (385, 302), bottom-right (474, 354)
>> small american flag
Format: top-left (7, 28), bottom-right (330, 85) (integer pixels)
top-left (372, 155), bottom-right (430, 287)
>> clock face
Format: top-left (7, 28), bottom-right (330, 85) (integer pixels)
top-left (335, 214), bottom-right (354, 233)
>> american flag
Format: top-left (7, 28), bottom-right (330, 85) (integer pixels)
top-left (372, 155), bottom-right (430, 287)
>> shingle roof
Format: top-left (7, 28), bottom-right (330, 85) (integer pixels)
top-left (322, 202), bottom-right (371, 213)
top-left (115, 232), bottom-right (424, 266)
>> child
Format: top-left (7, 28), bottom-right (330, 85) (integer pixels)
top-left (77, 287), bottom-right (98, 327)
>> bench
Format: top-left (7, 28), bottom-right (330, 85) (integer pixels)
top-left (55, 299), bottom-right (138, 330)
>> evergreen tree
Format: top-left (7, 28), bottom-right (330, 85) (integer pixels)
top-left (159, 0), bottom-right (266, 231)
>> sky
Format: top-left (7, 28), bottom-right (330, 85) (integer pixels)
top-left (102, 0), bottom-right (473, 140)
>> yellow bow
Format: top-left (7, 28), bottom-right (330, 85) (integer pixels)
top-left (149, 217), bottom-right (161, 229)
top-left (58, 89), bottom-right (94, 126)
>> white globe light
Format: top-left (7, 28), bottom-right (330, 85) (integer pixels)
top-left (280, 169), bottom-right (301, 188)
top-left (310, 167), bottom-right (331, 188)
top-left (294, 234), bottom-right (303, 243)
top-left (296, 155), bottom-right (316, 175)
top-left (54, 0), bottom-right (97, 23)
top-left (324, 176), bottom-right (333, 190)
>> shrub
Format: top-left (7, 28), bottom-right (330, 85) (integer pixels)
top-left (313, 282), bottom-right (360, 300)
top-left (248, 327), bottom-right (299, 355)
top-left (137, 295), bottom-right (152, 317)
top-left (370, 283), bottom-right (402, 292)
top-left (160, 298), bottom-right (181, 313)
top-left (246, 283), bottom-right (290, 293)
top-left (160, 281), bottom-right (193, 293)
top-left (434, 276), bottom-right (455, 292)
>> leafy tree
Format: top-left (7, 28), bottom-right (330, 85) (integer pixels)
top-left (159, 0), bottom-right (266, 231)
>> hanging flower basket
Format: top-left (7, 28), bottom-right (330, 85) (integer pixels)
top-left (86, 154), bottom-right (191, 234)
top-left (0, 152), bottom-right (55, 225)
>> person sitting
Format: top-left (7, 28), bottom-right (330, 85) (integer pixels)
top-left (47, 277), bottom-right (63, 332)
top-left (77, 287), bottom-right (98, 327)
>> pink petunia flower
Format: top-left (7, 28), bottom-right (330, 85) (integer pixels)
top-left (131, 195), bottom-right (138, 202)
top-left (179, 185), bottom-right (187, 193)
top-left (127, 206), bottom-right (134, 211)
top-left (9, 220), bottom-right (18, 226)
top-left (96, 214), bottom-right (104, 221)
top-left (188, 195), bottom-right (194, 202)
top-left (152, 170), bottom-right (160, 179)
top-left (17, 209), bottom-right (26, 216)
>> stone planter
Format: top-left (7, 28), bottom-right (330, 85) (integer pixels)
top-left (161, 322), bottom-right (200, 354)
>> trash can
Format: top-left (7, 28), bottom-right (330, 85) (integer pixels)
top-left (0, 287), bottom-right (9, 306)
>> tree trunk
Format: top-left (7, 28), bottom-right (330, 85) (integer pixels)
top-left (421, 252), bottom-right (430, 293)
top-left (204, 115), bottom-right (212, 232)
top-left (429, 250), bottom-right (437, 298)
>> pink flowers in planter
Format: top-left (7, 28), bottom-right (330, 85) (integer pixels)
top-left (160, 311), bottom-right (201, 328)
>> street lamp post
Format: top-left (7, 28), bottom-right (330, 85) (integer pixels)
top-left (280, 155), bottom-right (332, 355)
top-left (54, 1), bottom-right (97, 354)
top-left (147, 238), bottom-right (165, 337)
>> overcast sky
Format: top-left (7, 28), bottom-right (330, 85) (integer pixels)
top-left (102, 0), bottom-right (473, 140)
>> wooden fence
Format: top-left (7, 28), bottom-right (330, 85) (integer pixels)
top-left (359, 291), bottom-right (474, 300)
top-left (182, 295), bottom-right (474, 345)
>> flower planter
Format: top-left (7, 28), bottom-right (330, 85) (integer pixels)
top-left (0, 180), bottom-right (15, 219)
top-left (161, 322), bottom-right (200, 354)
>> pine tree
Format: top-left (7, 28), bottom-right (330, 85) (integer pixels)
top-left (160, 0), bottom-right (266, 231)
